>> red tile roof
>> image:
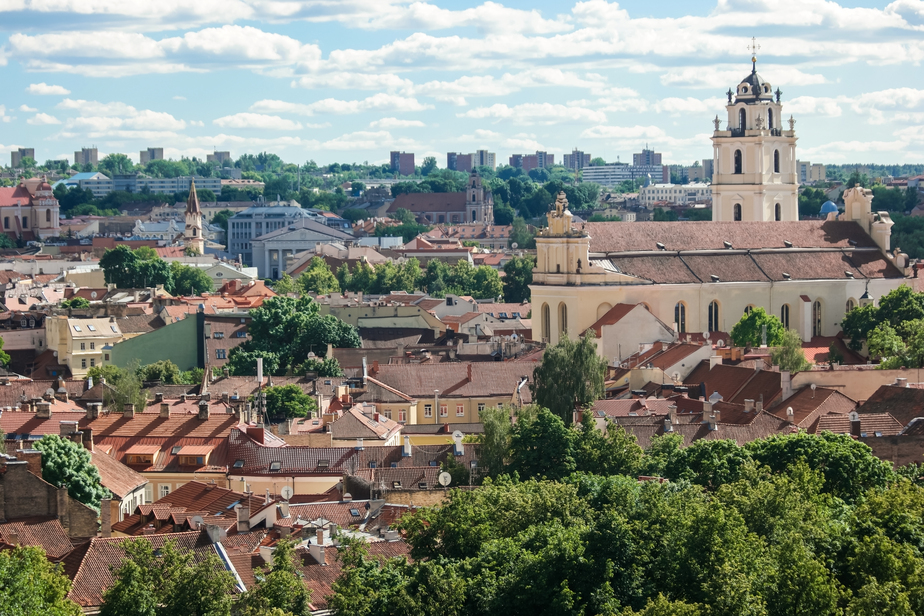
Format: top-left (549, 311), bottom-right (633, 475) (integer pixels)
top-left (0, 519), bottom-right (75, 559)
top-left (856, 384), bottom-right (924, 428)
top-left (769, 386), bottom-right (857, 428)
top-left (91, 451), bottom-right (147, 500)
top-left (367, 362), bottom-right (533, 401)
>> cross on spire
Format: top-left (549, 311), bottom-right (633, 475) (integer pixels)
top-left (748, 37), bottom-right (760, 72)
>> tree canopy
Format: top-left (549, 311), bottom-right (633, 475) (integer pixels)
top-left (530, 332), bottom-right (607, 425)
top-left (262, 383), bottom-right (317, 419)
top-left (0, 545), bottom-right (81, 616)
top-left (502, 254), bottom-right (534, 303)
top-left (34, 434), bottom-right (110, 509)
top-left (730, 307), bottom-right (785, 347)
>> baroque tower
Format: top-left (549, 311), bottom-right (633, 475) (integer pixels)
top-left (184, 178), bottom-right (205, 254)
top-left (466, 171), bottom-right (494, 223)
top-left (711, 43), bottom-right (798, 222)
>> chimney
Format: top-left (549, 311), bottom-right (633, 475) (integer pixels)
top-left (744, 399), bottom-right (754, 413)
top-left (100, 498), bottom-right (112, 538)
top-left (316, 528), bottom-right (324, 545)
top-left (236, 503), bottom-right (250, 532)
top-left (59, 420), bottom-right (78, 436)
top-left (82, 427), bottom-right (94, 452)
top-left (55, 389), bottom-right (68, 403)
top-left (160, 403), bottom-right (170, 418)
top-left (6, 530), bottom-right (19, 546)
top-left (221, 392), bottom-right (229, 404)
top-left (155, 392), bottom-right (164, 402)
top-left (850, 412), bottom-right (861, 437)
top-left (756, 399), bottom-right (763, 413)
top-left (258, 545), bottom-right (274, 566)
top-left (709, 355), bottom-right (723, 369)
top-left (667, 404), bottom-right (676, 423)
top-left (309, 535), bottom-right (326, 565)
top-left (122, 403), bottom-right (135, 418)
top-left (198, 400), bottom-right (210, 420)
top-left (356, 438), bottom-right (364, 450)
top-left (403, 435), bottom-right (412, 457)
top-left (780, 371), bottom-right (792, 401)
top-left (265, 488), bottom-right (271, 505)
top-left (205, 524), bottom-right (226, 544)
top-left (707, 415), bottom-right (717, 431)
top-left (453, 430), bottom-right (464, 456)
top-left (896, 378), bottom-right (909, 387)
top-left (247, 426), bottom-right (264, 444)
top-left (713, 408), bottom-right (721, 423)
top-left (467, 363), bottom-right (473, 382)
top-left (86, 402), bottom-right (101, 420)
top-left (786, 407), bottom-right (795, 423)
top-left (35, 401), bottom-right (52, 418)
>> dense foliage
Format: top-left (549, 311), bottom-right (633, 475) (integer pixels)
top-left (842, 286), bottom-right (924, 361)
top-left (226, 296), bottom-right (359, 376)
top-left (99, 245), bottom-right (211, 295)
top-left (262, 384), bottom-right (318, 419)
top-left (730, 307), bottom-right (785, 348)
top-left (333, 407), bottom-right (915, 616)
top-left (35, 435), bottom-right (110, 509)
top-left (502, 254), bottom-right (534, 303)
top-left (421, 260), bottom-right (502, 299)
top-left (0, 545), bottom-right (81, 616)
top-left (530, 333), bottom-right (607, 425)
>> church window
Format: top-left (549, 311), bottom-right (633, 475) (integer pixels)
top-left (3, 217), bottom-right (8, 229)
top-left (472, 210), bottom-right (477, 222)
top-left (542, 304), bottom-right (550, 341)
top-left (812, 300), bottom-right (823, 337)
top-left (846, 299), bottom-right (856, 313)
top-left (768, 109), bottom-right (774, 130)
top-left (734, 150), bottom-right (742, 174)
top-left (472, 191), bottom-right (476, 201)
top-left (733, 204), bottom-right (742, 221)
top-left (775, 203), bottom-right (782, 221)
top-left (781, 304), bottom-right (790, 329)
top-left (744, 305), bottom-right (754, 315)
top-left (674, 302), bottom-right (686, 333)
top-left (774, 150), bottom-right (780, 173)
top-left (46, 209), bottom-right (51, 222)
top-left (708, 301), bottom-right (720, 332)
top-left (739, 108), bottom-right (746, 130)
top-left (193, 228), bottom-right (197, 236)
top-left (559, 303), bottom-right (568, 336)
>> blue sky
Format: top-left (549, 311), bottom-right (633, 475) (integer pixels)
top-left (0, 0), bottom-right (922, 168)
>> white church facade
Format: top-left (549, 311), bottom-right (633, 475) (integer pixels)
top-left (530, 60), bottom-right (910, 362)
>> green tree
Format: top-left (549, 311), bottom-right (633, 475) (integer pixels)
top-left (170, 262), bottom-right (213, 296)
top-left (211, 209), bottom-right (234, 245)
top-left (652, 207), bottom-right (679, 221)
top-left (99, 361), bottom-right (148, 414)
top-left (61, 297), bottom-right (91, 310)
top-left (300, 356), bottom-right (344, 377)
top-left (502, 254), bottom-right (534, 303)
top-left (136, 360), bottom-right (183, 384)
top-left (273, 272), bottom-right (299, 296)
top-left (574, 412), bottom-right (643, 477)
top-left (509, 216), bottom-right (536, 249)
top-left (226, 296), bottom-right (360, 376)
top-left (0, 233), bottom-right (16, 249)
top-left (530, 332), bottom-right (607, 425)
top-left (421, 156), bottom-right (438, 176)
top-left (34, 434), bottom-right (109, 509)
top-left (0, 545), bottom-right (81, 616)
top-left (848, 580), bottom-right (915, 616)
top-left (98, 153), bottom-right (134, 177)
top-left (770, 328), bottom-right (811, 372)
top-left (296, 257), bottom-right (340, 295)
top-left (730, 307), bottom-right (785, 348)
top-left (100, 538), bottom-right (236, 616)
top-left (239, 539), bottom-right (312, 616)
top-left (133, 245), bottom-right (159, 261)
top-left (509, 407), bottom-right (576, 481)
top-left (470, 265), bottom-right (502, 299)
top-left (0, 335), bottom-right (10, 366)
top-left (476, 405), bottom-right (513, 479)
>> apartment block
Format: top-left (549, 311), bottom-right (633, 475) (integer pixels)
top-left (563, 149), bottom-right (591, 171)
top-left (11, 148), bottom-right (35, 168)
top-left (74, 148), bottom-right (98, 167)
top-left (702, 159), bottom-right (715, 179)
top-left (447, 152), bottom-right (473, 173)
top-left (796, 160), bottom-right (826, 184)
top-left (472, 150), bottom-right (496, 170)
top-left (633, 149), bottom-right (662, 166)
top-left (140, 148), bottom-right (164, 164)
top-left (581, 164), bottom-right (668, 187)
top-left (206, 151), bottom-right (232, 164)
top-left (390, 151), bottom-right (415, 176)
top-left (509, 151), bottom-right (554, 174)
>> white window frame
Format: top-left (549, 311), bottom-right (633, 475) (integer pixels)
top-left (424, 404), bottom-right (432, 418)
top-left (440, 404), bottom-right (448, 417)
top-left (456, 404), bottom-right (465, 417)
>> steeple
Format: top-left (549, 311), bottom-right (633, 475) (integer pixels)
top-left (184, 178), bottom-right (205, 254)
top-left (186, 178), bottom-right (201, 216)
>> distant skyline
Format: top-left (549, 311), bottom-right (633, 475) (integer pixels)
top-left (0, 0), bottom-right (922, 168)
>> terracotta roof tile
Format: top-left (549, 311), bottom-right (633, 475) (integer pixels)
top-left (0, 519), bottom-right (75, 559)
top-left (91, 451), bottom-right (147, 499)
top-left (857, 384), bottom-right (924, 428)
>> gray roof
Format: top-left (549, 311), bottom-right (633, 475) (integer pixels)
top-left (251, 217), bottom-right (354, 242)
top-left (231, 204), bottom-right (311, 220)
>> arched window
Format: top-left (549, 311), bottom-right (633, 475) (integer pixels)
top-left (744, 305), bottom-right (754, 315)
top-left (3, 217), bottom-right (8, 229)
top-left (472, 191), bottom-right (476, 201)
top-left (734, 150), bottom-right (742, 174)
top-left (775, 203), bottom-right (782, 221)
top-left (472, 210), bottom-right (477, 222)
top-left (45, 209), bottom-right (51, 222)
top-left (739, 108), bottom-right (746, 130)
top-left (675, 302), bottom-right (686, 333)
top-left (21, 216), bottom-right (27, 228)
top-left (846, 299), bottom-right (856, 313)
top-left (708, 301), bottom-right (720, 332)
top-left (774, 150), bottom-right (780, 173)
top-left (559, 303), bottom-right (568, 336)
top-left (192, 228), bottom-right (197, 236)
top-left (812, 300), bottom-right (822, 337)
top-left (768, 108), bottom-right (774, 130)
top-left (542, 304), bottom-right (550, 341)
top-left (781, 304), bottom-right (790, 329)
top-left (734, 203), bottom-right (742, 221)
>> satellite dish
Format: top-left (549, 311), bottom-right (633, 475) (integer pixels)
top-left (702, 331), bottom-right (711, 341)
top-left (438, 472), bottom-right (452, 487)
top-left (280, 486), bottom-right (294, 500)
top-left (716, 340), bottom-right (725, 348)
top-left (45, 388), bottom-right (55, 397)
top-left (452, 430), bottom-right (463, 440)
top-left (511, 242), bottom-right (518, 250)
top-left (810, 383), bottom-right (817, 391)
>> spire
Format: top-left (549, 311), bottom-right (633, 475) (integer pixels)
top-left (748, 37), bottom-right (760, 73)
top-left (186, 178), bottom-right (200, 215)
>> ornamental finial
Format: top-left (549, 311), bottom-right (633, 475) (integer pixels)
top-left (748, 37), bottom-right (760, 71)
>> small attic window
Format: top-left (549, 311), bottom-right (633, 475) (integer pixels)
top-left (72, 325), bottom-right (81, 332)
top-left (875, 431), bottom-right (883, 437)
top-left (392, 480), bottom-right (401, 488)
top-left (317, 459), bottom-right (329, 468)
top-left (349, 508), bottom-right (360, 517)
top-left (171, 446), bottom-right (182, 455)
top-left (87, 325), bottom-right (96, 331)
top-left (269, 461), bottom-right (281, 471)
top-left (369, 461), bottom-right (377, 468)
top-left (233, 459), bottom-right (244, 468)
top-left (111, 325), bottom-right (118, 333)
top-left (428, 460), bottom-right (438, 467)
top-left (418, 482), bottom-right (428, 490)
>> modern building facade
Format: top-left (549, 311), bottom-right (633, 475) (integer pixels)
top-left (11, 148), bottom-right (35, 168)
top-left (390, 151), bottom-right (415, 176)
top-left (640, 183), bottom-right (712, 206)
top-left (140, 148), bottom-right (164, 164)
top-left (227, 202), bottom-right (313, 266)
top-left (472, 150), bottom-right (496, 169)
top-left (74, 148), bottom-right (98, 167)
top-left (796, 160), bottom-right (826, 184)
top-left (582, 164), bottom-right (669, 187)
top-left (206, 151), bottom-right (231, 164)
top-left (564, 149), bottom-right (591, 171)
top-left (447, 152), bottom-right (473, 173)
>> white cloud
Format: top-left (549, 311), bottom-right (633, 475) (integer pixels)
top-left (27, 112), bottom-right (61, 125)
top-left (213, 113), bottom-right (303, 130)
top-left (580, 125), bottom-right (668, 140)
top-left (457, 129), bottom-right (504, 142)
top-left (785, 96), bottom-right (843, 117)
top-left (18, 104), bottom-right (37, 112)
top-left (654, 97), bottom-right (727, 116)
top-left (0, 106), bottom-right (12, 123)
top-left (26, 82), bottom-right (71, 95)
top-left (320, 130), bottom-right (418, 151)
top-left (173, 95), bottom-right (187, 100)
top-left (54, 98), bottom-right (187, 137)
top-left (251, 94), bottom-right (432, 116)
top-left (370, 117), bottom-right (426, 128)
top-left (459, 103), bottom-right (606, 125)
top-left (659, 65), bottom-right (828, 89)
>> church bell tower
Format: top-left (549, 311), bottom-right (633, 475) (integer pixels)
top-left (711, 40), bottom-right (799, 222)
top-left (184, 178), bottom-right (205, 254)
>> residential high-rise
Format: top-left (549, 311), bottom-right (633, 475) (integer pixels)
top-left (472, 150), bottom-right (495, 170)
top-left (11, 148), bottom-right (35, 168)
top-left (795, 160), bottom-right (826, 184)
top-left (390, 151), bottom-right (415, 176)
top-left (74, 148), bottom-right (98, 167)
top-left (206, 151), bottom-right (231, 164)
top-left (633, 148), bottom-right (662, 166)
top-left (140, 148), bottom-right (164, 165)
top-left (563, 149), bottom-right (591, 171)
top-left (510, 151), bottom-right (554, 174)
top-left (447, 152), bottom-right (473, 172)
top-left (702, 159), bottom-right (715, 179)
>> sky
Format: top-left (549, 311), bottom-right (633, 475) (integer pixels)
top-left (0, 0), bottom-right (923, 169)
